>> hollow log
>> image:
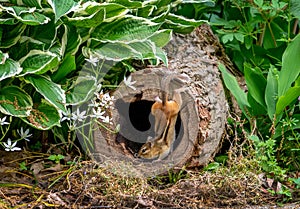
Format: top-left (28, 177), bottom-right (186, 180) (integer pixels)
top-left (92, 24), bottom-right (228, 176)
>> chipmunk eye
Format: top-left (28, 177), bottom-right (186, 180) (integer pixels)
top-left (141, 147), bottom-right (147, 153)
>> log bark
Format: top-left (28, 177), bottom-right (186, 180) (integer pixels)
top-left (92, 24), bottom-right (228, 176)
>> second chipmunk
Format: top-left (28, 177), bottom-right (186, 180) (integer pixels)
top-left (137, 74), bottom-right (182, 160)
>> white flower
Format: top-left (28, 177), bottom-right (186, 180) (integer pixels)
top-left (17, 127), bottom-right (32, 142)
top-left (85, 56), bottom-right (99, 67)
top-left (99, 115), bottom-right (113, 125)
top-left (61, 109), bottom-right (73, 122)
top-left (71, 108), bottom-right (87, 122)
top-left (91, 108), bottom-right (105, 119)
top-left (123, 75), bottom-right (136, 90)
top-left (3, 138), bottom-right (21, 152)
top-left (0, 116), bottom-right (9, 126)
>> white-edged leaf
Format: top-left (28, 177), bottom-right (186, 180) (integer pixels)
top-left (66, 76), bottom-right (97, 105)
top-left (149, 29), bottom-right (172, 47)
top-left (0, 5), bottom-right (50, 25)
top-left (0, 52), bottom-right (22, 81)
top-left (19, 50), bottom-right (60, 75)
top-left (24, 74), bottom-right (67, 113)
top-left (91, 15), bottom-right (161, 42)
top-left (47, 0), bottom-right (78, 22)
top-left (265, 67), bottom-right (278, 120)
top-left (0, 86), bottom-right (33, 117)
top-left (21, 99), bottom-right (61, 130)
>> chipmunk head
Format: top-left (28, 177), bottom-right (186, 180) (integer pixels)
top-left (137, 141), bottom-right (159, 159)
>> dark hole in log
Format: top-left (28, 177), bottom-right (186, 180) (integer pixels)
top-left (115, 98), bottom-right (183, 155)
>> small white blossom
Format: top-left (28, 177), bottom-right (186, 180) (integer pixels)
top-left (71, 108), bottom-right (87, 122)
top-left (61, 109), bottom-right (73, 122)
top-left (3, 138), bottom-right (21, 152)
top-left (17, 127), bottom-right (32, 142)
top-left (85, 56), bottom-right (99, 67)
top-left (123, 75), bottom-right (136, 90)
top-left (91, 108), bottom-right (105, 119)
top-left (99, 115), bottom-right (113, 125)
top-left (0, 116), bottom-right (9, 126)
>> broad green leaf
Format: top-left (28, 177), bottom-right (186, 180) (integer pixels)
top-left (149, 29), bottom-right (172, 47)
top-left (137, 5), bottom-right (155, 17)
top-left (91, 15), bottom-right (161, 42)
top-left (24, 75), bottom-right (67, 113)
top-left (63, 25), bottom-right (82, 55)
top-left (66, 76), bottom-right (97, 105)
top-left (164, 13), bottom-right (205, 34)
top-left (110, 0), bottom-right (143, 9)
top-left (218, 63), bottom-right (250, 114)
top-left (0, 23), bottom-right (26, 49)
top-left (11, 0), bottom-right (42, 8)
top-left (154, 47), bottom-right (168, 65)
top-left (83, 42), bottom-right (143, 61)
top-left (265, 67), bottom-right (278, 120)
top-left (19, 50), bottom-right (60, 75)
top-left (276, 86), bottom-right (300, 115)
top-left (291, 0), bottom-right (300, 19)
top-left (244, 64), bottom-right (267, 110)
top-left (67, 8), bottom-right (105, 28)
top-left (0, 52), bottom-right (22, 81)
top-left (278, 34), bottom-right (300, 96)
top-left (51, 54), bottom-right (76, 82)
top-left (21, 100), bottom-right (61, 130)
top-left (1, 6), bottom-right (50, 25)
top-left (0, 86), bottom-right (32, 117)
top-left (47, 0), bottom-right (78, 22)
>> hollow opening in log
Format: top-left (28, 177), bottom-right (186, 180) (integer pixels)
top-left (114, 97), bottom-right (183, 156)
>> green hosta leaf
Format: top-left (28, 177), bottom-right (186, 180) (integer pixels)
top-left (0, 52), bottom-right (22, 81)
top-left (83, 40), bottom-right (167, 63)
top-left (91, 15), bottom-right (161, 42)
top-left (218, 63), bottom-right (250, 114)
top-left (51, 54), bottom-right (76, 82)
top-left (1, 6), bottom-right (50, 25)
top-left (0, 23), bottom-right (26, 49)
top-left (244, 64), bottom-right (267, 110)
top-left (149, 29), bottom-right (172, 47)
top-left (24, 75), bottom-right (67, 113)
top-left (110, 0), bottom-right (143, 9)
top-left (276, 86), bottom-right (300, 115)
top-left (47, 0), bottom-right (78, 22)
top-left (155, 47), bottom-right (168, 65)
top-left (0, 86), bottom-right (32, 117)
top-left (67, 8), bottom-right (105, 28)
top-left (83, 42), bottom-right (142, 61)
top-left (11, 0), bottom-right (42, 8)
top-left (137, 5), bottom-right (155, 17)
top-left (0, 18), bottom-right (18, 25)
top-left (66, 76), bottom-right (97, 105)
top-left (278, 34), bottom-right (300, 97)
top-left (291, 0), bottom-right (300, 19)
top-left (19, 50), bottom-right (60, 75)
top-left (63, 25), bottom-right (82, 55)
top-left (265, 67), bottom-right (278, 120)
top-left (21, 100), bottom-right (61, 130)
top-left (164, 13), bottom-right (205, 34)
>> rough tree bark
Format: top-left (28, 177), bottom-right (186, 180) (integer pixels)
top-left (92, 24), bottom-right (229, 176)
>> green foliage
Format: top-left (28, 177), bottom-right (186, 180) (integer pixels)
top-left (214, 0), bottom-right (300, 175)
top-left (0, 0), bottom-right (211, 144)
top-left (48, 154), bottom-right (65, 164)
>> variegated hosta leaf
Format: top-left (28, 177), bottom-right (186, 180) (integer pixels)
top-left (0, 5), bottom-right (50, 25)
top-left (91, 15), bottom-right (161, 42)
top-left (68, 2), bottom-right (128, 27)
top-left (148, 29), bottom-right (172, 47)
top-left (0, 24), bottom-right (26, 49)
top-left (109, 0), bottom-right (143, 9)
top-left (19, 50), bottom-right (60, 75)
top-left (83, 40), bottom-right (168, 64)
top-left (67, 8), bottom-right (105, 28)
top-left (24, 75), bottom-right (67, 113)
top-left (13, 0), bottom-right (42, 8)
top-left (0, 51), bottom-right (22, 81)
top-left (0, 86), bottom-right (33, 117)
top-left (62, 25), bottom-right (82, 56)
top-left (165, 13), bottom-right (206, 34)
top-left (21, 100), bottom-right (61, 130)
top-left (66, 76), bottom-right (97, 105)
top-left (47, 0), bottom-right (78, 22)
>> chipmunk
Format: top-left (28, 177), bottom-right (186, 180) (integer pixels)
top-left (137, 74), bottom-right (182, 160)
